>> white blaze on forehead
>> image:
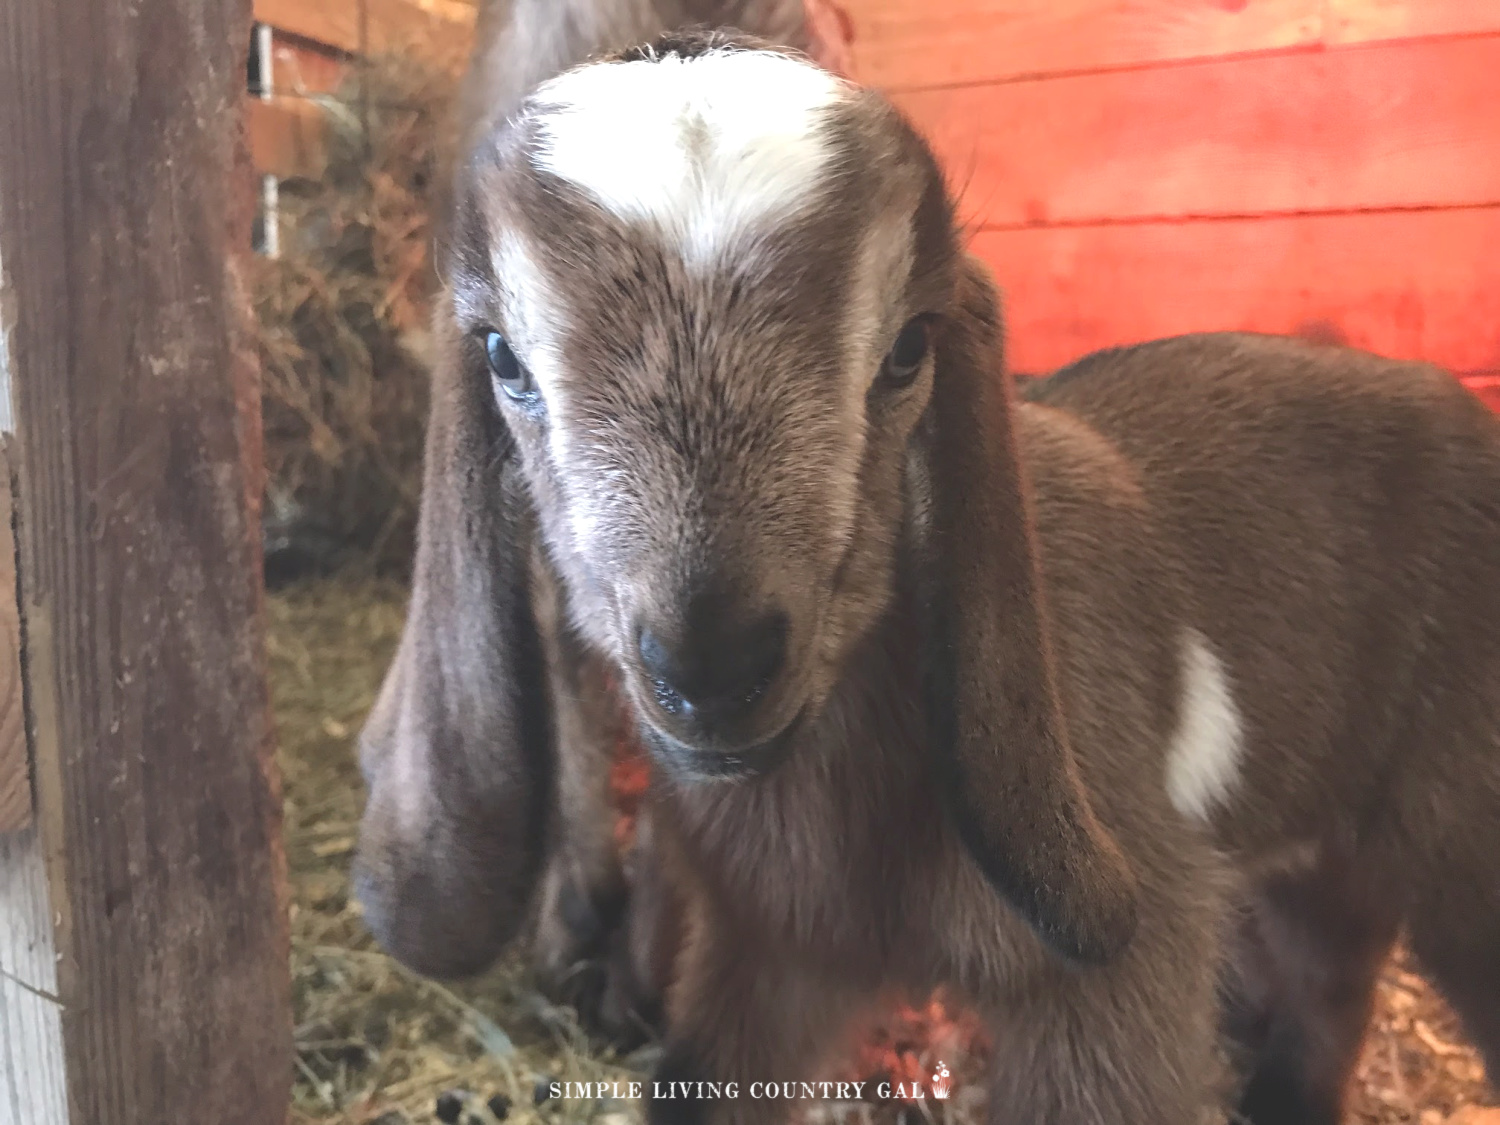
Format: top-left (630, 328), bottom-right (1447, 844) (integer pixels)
top-left (1165, 629), bottom-right (1245, 822)
top-left (528, 49), bottom-right (847, 262)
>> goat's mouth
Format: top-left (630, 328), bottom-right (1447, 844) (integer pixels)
top-left (639, 706), bottom-right (806, 783)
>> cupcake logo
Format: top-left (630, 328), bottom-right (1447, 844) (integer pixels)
top-left (931, 1062), bottom-right (952, 1100)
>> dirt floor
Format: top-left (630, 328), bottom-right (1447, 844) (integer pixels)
top-left (272, 576), bottom-right (1494, 1125)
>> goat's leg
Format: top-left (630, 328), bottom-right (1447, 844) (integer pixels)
top-left (1403, 822), bottom-right (1500, 1082)
top-left (1409, 906), bottom-right (1500, 1086)
top-left (1228, 853), bottom-right (1399, 1125)
top-left (529, 559), bottom-right (633, 1028)
top-left (982, 914), bottom-right (1232, 1125)
top-left (599, 805), bottom-right (683, 1045)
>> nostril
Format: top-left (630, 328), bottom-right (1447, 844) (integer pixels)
top-left (636, 610), bottom-right (788, 720)
top-left (733, 612), bottom-right (787, 700)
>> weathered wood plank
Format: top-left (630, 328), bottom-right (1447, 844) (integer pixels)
top-left (0, 247), bottom-right (25, 835)
top-left (0, 237), bottom-right (66, 1124)
top-left (254, 0), bottom-right (474, 63)
top-left (848, 0), bottom-right (1322, 91)
top-left (899, 35), bottom-right (1500, 227)
top-left (0, 830), bottom-right (68, 1125)
top-left (970, 207), bottom-right (1500, 376)
top-left (0, 445), bottom-right (27, 835)
top-left (1327, 0), bottom-right (1500, 46)
top-left (0, 0), bottom-right (291, 1121)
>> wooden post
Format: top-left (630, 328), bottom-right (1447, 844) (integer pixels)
top-left (0, 1), bottom-right (292, 1123)
top-left (0, 242), bottom-right (68, 1125)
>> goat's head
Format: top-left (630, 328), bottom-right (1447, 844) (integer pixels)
top-left (450, 31), bottom-right (959, 778)
top-left (356, 30), bottom-right (1138, 979)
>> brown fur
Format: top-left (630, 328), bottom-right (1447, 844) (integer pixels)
top-left (421, 1), bottom-right (818, 1034)
top-left (357, 31), bottom-right (1500, 1125)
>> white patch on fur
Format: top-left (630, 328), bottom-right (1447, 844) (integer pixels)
top-left (528, 49), bottom-right (846, 263)
top-left (486, 232), bottom-right (567, 394)
top-left (1165, 630), bottom-right (1245, 822)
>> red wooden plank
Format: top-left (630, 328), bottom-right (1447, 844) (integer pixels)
top-left (253, 0), bottom-right (473, 70)
top-left (844, 0), bottom-right (1500, 91)
top-left (247, 95), bottom-right (328, 180)
top-left (1328, 0), bottom-right (1500, 46)
top-left (271, 37), bottom-right (349, 95)
top-left (848, 0), bottom-right (1322, 91)
top-left (897, 35), bottom-right (1500, 228)
top-left (969, 207), bottom-right (1500, 376)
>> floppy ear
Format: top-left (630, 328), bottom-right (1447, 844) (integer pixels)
top-left (922, 256), bottom-right (1139, 966)
top-left (352, 299), bottom-right (554, 980)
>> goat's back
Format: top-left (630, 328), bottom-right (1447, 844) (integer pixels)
top-left (1022, 332), bottom-right (1500, 866)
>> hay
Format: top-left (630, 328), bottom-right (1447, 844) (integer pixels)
top-left (1350, 951), bottom-right (1494, 1123)
top-left (271, 575), bottom-right (1492, 1125)
top-left (271, 577), bottom-right (648, 1125)
top-left (254, 50), bottom-right (461, 582)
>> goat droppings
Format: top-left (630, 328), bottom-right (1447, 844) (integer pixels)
top-left (434, 1088), bottom-right (468, 1124)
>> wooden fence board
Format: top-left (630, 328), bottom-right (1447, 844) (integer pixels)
top-left (1327, 0), bottom-right (1500, 46)
top-left (0, 238), bottom-right (66, 1125)
top-left (898, 35), bottom-right (1500, 228)
top-left (0, 445), bottom-right (27, 834)
top-left (254, 0), bottom-right (474, 63)
top-left (845, 0), bottom-right (1500, 91)
top-left (248, 94), bottom-right (329, 179)
top-left (0, 831), bottom-right (68, 1125)
top-left (970, 207), bottom-right (1500, 376)
top-left (271, 37), bottom-right (349, 94)
top-left (849, 0), bottom-right (1322, 91)
top-left (0, 0), bottom-right (291, 1121)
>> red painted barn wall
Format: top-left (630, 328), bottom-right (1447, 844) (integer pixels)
top-left (842, 0), bottom-right (1500, 407)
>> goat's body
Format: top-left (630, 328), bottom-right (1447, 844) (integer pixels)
top-left (645, 332), bottom-right (1500, 1124)
top-left (1029, 332), bottom-right (1500, 866)
top-left (1029, 332), bottom-right (1500, 1120)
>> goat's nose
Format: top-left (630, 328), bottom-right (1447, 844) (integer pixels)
top-left (637, 598), bottom-right (787, 723)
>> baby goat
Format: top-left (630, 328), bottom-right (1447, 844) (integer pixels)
top-left (356, 31), bottom-right (1500, 1125)
top-left (441, 0), bottom-right (832, 1035)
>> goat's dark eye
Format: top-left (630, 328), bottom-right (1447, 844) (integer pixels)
top-left (878, 318), bottom-right (930, 390)
top-left (483, 330), bottom-right (537, 402)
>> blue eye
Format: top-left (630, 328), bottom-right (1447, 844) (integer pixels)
top-left (483, 331), bottom-right (537, 402)
top-left (878, 317), bottom-right (930, 390)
